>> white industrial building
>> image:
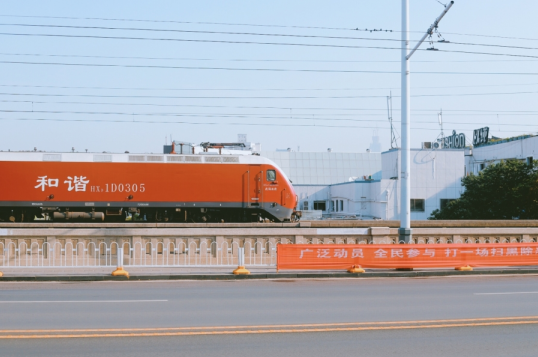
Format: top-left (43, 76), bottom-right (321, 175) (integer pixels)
top-left (465, 134), bottom-right (537, 175)
top-left (259, 151), bottom-right (382, 185)
top-left (294, 148), bottom-right (464, 220)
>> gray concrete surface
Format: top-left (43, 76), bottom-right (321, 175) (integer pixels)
top-left (2, 266), bottom-right (538, 280)
top-left (2, 325), bottom-right (538, 357)
top-left (1, 276), bottom-right (538, 355)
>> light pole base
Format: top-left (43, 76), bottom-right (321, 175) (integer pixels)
top-left (398, 228), bottom-right (412, 244)
top-left (233, 266), bottom-right (250, 275)
top-left (455, 265), bottom-right (473, 271)
top-left (347, 265), bottom-right (365, 274)
top-left (111, 267), bottom-right (129, 278)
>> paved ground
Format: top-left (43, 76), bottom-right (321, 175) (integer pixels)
top-left (1, 275), bottom-right (538, 356)
top-left (2, 266), bottom-right (537, 280)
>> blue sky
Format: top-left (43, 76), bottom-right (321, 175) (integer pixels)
top-left (1, 0), bottom-right (538, 153)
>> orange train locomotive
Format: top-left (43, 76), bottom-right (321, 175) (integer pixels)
top-left (0, 152), bottom-right (298, 222)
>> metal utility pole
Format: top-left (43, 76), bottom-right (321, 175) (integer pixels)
top-left (399, 0), bottom-right (454, 244)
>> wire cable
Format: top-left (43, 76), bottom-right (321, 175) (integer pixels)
top-left (0, 14), bottom-right (386, 33)
top-left (0, 109), bottom-right (535, 127)
top-left (4, 60), bottom-right (538, 75)
top-left (4, 23), bottom-right (538, 54)
top-left (3, 81), bottom-right (538, 92)
top-left (1, 32), bottom-right (538, 60)
top-left (4, 13), bottom-right (538, 43)
top-left (4, 99), bottom-right (538, 116)
top-left (3, 52), bottom-right (536, 63)
top-left (0, 116), bottom-right (533, 133)
top-left (0, 23), bottom-right (405, 43)
top-left (3, 89), bottom-right (538, 100)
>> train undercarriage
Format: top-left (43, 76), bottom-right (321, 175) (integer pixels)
top-left (0, 207), bottom-right (298, 223)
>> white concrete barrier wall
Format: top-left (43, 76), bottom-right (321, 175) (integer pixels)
top-left (1, 227), bottom-right (538, 270)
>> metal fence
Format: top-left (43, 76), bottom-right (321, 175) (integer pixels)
top-left (2, 235), bottom-right (538, 270)
top-left (0, 240), bottom-right (277, 269)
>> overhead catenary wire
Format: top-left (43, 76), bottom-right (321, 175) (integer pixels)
top-left (3, 99), bottom-right (538, 115)
top-left (5, 59), bottom-right (538, 74)
top-left (0, 116), bottom-right (533, 133)
top-left (3, 23), bottom-right (538, 53)
top-left (4, 81), bottom-right (538, 92)
top-left (0, 109), bottom-right (536, 127)
top-left (3, 32), bottom-right (538, 60)
top-left (0, 14), bottom-right (378, 32)
top-left (3, 52), bottom-right (537, 63)
top-left (1, 109), bottom-right (535, 126)
top-left (0, 31), bottom-right (420, 51)
top-left (5, 13), bottom-right (538, 43)
top-left (3, 89), bottom-right (538, 100)
top-left (0, 23), bottom-right (408, 43)
top-left (0, 116), bottom-right (400, 129)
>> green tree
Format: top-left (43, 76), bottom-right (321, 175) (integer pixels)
top-left (429, 159), bottom-right (538, 219)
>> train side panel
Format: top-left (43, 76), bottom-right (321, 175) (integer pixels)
top-left (0, 155), bottom-right (296, 222)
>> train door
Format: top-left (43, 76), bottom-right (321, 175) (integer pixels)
top-left (248, 165), bottom-right (263, 208)
top-left (242, 170), bottom-right (249, 209)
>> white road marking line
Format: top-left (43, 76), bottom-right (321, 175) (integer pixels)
top-left (0, 300), bottom-right (168, 303)
top-left (474, 292), bottom-right (538, 295)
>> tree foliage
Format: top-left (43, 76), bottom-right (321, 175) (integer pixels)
top-left (429, 159), bottom-right (538, 220)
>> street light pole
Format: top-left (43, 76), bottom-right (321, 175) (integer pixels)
top-left (399, 1), bottom-right (455, 244)
top-left (399, 0), bottom-right (411, 244)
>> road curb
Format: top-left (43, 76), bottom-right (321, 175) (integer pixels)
top-left (1, 268), bottom-right (538, 281)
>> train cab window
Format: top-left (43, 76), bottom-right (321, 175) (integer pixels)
top-left (266, 170), bottom-right (276, 182)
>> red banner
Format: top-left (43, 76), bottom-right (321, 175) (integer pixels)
top-left (277, 243), bottom-right (538, 270)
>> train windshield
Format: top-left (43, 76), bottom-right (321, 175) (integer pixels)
top-left (266, 170), bottom-right (276, 181)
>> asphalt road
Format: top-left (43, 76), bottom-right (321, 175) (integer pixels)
top-left (1, 275), bottom-right (538, 356)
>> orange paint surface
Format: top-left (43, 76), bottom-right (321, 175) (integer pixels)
top-left (277, 243), bottom-right (538, 270)
top-left (0, 161), bottom-right (296, 209)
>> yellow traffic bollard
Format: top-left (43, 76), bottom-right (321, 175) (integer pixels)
top-left (111, 247), bottom-right (129, 278)
top-left (347, 265), bottom-right (365, 274)
top-left (455, 265), bottom-right (473, 271)
top-left (233, 247), bottom-right (250, 275)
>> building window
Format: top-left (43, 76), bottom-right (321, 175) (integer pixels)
top-left (410, 199), bottom-right (425, 212)
top-left (313, 201), bottom-right (326, 211)
top-left (266, 170), bottom-right (276, 181)
top-left (303, 201), bottom-right (309, 211)
top-left (440, 199), bottom-right (456, 210)
top-left (340, 200), bottom-right (344, 212)
top-left (480, 163), bottom-right (485, 171)
top-left (331, 200), bottom-right (336, 212)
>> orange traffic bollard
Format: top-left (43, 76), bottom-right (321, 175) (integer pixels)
top-left (455, 265), bottom-right (473, 271)
top-left (111, 247), bottom-right (129, 278)
top-left (233, 247), bottom-right (250, 275)
top-left (347, 265), bottom-right (365, 274)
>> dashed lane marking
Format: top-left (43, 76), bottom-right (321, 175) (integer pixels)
top-left (0, 300), bottom-right (168, 303)
top-left (474, 292), bottom-right (538, 295)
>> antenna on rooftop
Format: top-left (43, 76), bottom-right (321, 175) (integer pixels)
top-left (387, 92), bottom-right (399, 149)
top-left (437, 109), bottom-right (445, 142)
